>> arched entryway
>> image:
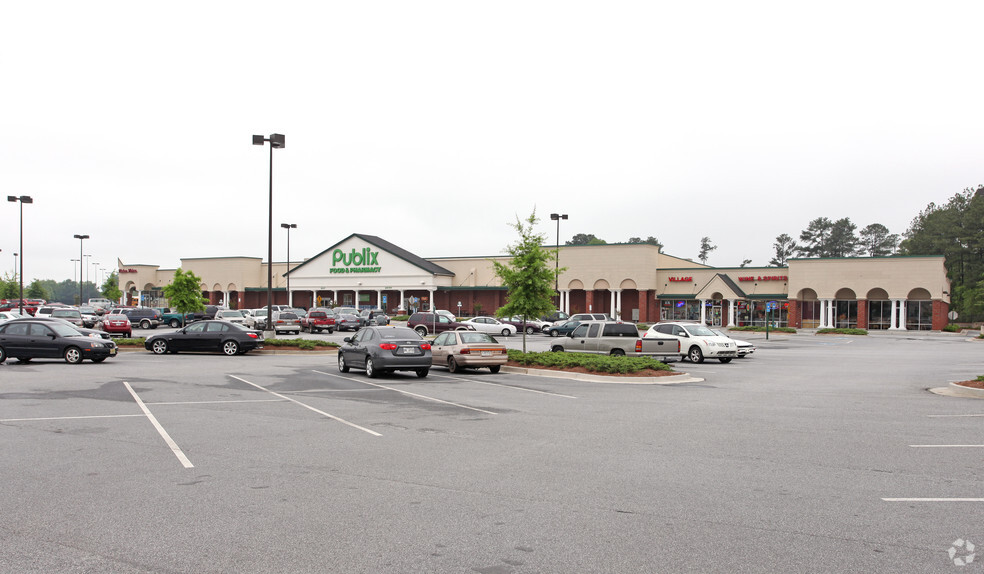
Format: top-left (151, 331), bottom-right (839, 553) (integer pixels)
top-left (798, 288), bottom-right (819, 328)
top-left (906, 288), bottom-right (933, 330)
top-left (866, 288), bottom-right (891, 330)
top-left (834, 288), bottom-right (857, 328)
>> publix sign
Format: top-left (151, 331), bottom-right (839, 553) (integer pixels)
top-left (330, 247), bottom-right (381, 274)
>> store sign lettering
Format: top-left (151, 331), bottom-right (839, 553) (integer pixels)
top-left (331, 248), bottom-right (381, 274)
top-left (668, 276), bottom-right (692, 282)
top-left (738, 275), bottom-right (788, 282)
top-left (118, 268), bottom-right (137, 273)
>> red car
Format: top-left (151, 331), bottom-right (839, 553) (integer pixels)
top-left (101, 314), bottom-right (132, 338)
top-left (300, 310), bottom-right (336, 334)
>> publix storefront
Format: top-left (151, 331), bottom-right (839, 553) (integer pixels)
top-left (118, 233), bottom-right (951, 330)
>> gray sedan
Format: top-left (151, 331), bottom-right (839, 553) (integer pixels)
top-left (337, 326), bottom-right (432, 378)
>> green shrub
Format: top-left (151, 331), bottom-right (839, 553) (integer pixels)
top-left (729, 326), bottom-right (797, 333)
top-left (506, 349), bottom-right (672, 374)
top-left (976, 375), bottom-right (984, 382)
top-left (943, 324), bottom-right (961, 332)
top-left (391, 315), bottom-right (410, 321)
top-left (116, 337), bottom-right (145, 346)
top-left (264, 338), bottom-right (338, 348)
top-left (816, 328), bottom-right (868, 336)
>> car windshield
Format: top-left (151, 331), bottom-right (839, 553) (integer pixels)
top-left (380, 328), bottom-right (421, 340)
top-left (52, 309), bottom-right (81, 318)
top-left (222, 310), bottom-right (245, 318)
top-left (461, 332), bottom-right (496, 344)
top-left (684, 325), bottom-right (716, 337)
top-left (254, 310), bottom-right (267, 317)
top-left (50, 323), bottom-right (83, 337)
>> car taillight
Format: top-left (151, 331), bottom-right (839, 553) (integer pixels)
top-left (420, 343), bottom-right (431, 350)
top-left (379, 343), bottom-right (398, 350)
top-left (635, 340), bottom-right (642, 353)
top-left (248, 333), bottom-right (258, 339)
top-left (459, 348), bottom-right (470, 354)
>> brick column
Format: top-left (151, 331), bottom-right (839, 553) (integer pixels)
top-left (722, 300), bottom-right (730, 327)
top-left (585, 290), bottom-right (595, 313)
top-left (932, 300), bottom-right (949, 330)
top-left (787, 299), bottom-right (801, 328)
top-left (639, 290), bottom-right (648, 324)
top-left (857, 299), bottom-right (868, 329)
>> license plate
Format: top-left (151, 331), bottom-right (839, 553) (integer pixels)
top-left (110, 348), bottom-right (117, 355)
top-left (481, 351), bottom-right (492, 357)
top-left (400, 347), bottom-right (418, 354)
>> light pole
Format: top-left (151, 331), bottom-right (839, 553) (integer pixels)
top-left (71, 259), bottom-right (80, 292)
top-left (8, 195), bottom-right (33, 314)
top-left (281, 223), bottom-right (297, 307)
top-left (83, 254), bottom-right (91, 300)
top-left (91, 261), bottom-right (100, 297)
top-left (253, 133), bottom-right (285, 334)
top-left (12, 252), bottom-right (17, 278)
top-left (73, 234), bottom-right (89, 305)
top-left (550, 213), bottom-right (568, 304)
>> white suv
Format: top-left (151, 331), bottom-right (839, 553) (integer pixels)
top-left (644, 321), bottom-right (738, 364)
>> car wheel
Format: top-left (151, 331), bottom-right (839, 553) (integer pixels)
top-left (169, 319), bottom-right (181, 328)
top-left (91, 357), bottom-right (106, 363)
top-left (719, 357), bottom-right (733, 364)
top-left (338, 354), bottom-right (349, 373)
top-left (525, 326), bottom-right (535, 335)
top-left (549, 330), bottom-right (558, 337)
top-left (328, 328), bottom-right (334, 334)
top-left (501, 328), bottom-right (511, 337)
top-left (688, 346), bottom-right (704, 363)
top-left (610, 349), bottom-right (625, 357)
top-left (151, 339), bottom-right (168, 354)
top-left (489, 365), bottom-right (500, 374)
top-left (448, 356), bottom-right (459, 373)
top-left (416, 368), bottom-right (429, 378)
top-left (222, 341), bottom-right (239, 356)
top-left (140, 319), bottom-right (151, 329)
top-left (64, 346), bottom-right (83, 364)
top-left (366, 357), bottom-right (378, 378)
top-left (414, 327), bottom-right (428, 337)
top-left (0, 346), bottom-right (6, 364)
top-left (551, 345), bottom-right (564, 353)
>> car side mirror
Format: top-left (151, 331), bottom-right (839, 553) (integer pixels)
top-left (49, 333), bottom-right (57, 339)
top-left (568, 332), bottom-right (575, 338)
top-left (343, 337), bottom-right (352, 343)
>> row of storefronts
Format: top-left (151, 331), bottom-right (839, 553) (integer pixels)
top-left (118, 233), bottom-right (951, 330)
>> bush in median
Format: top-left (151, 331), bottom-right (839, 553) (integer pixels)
top-left (816, 328), bottom-right (868, 336)
top-left (506, 349), bottom-right (672, 374)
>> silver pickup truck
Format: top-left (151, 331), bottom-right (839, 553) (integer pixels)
top-left (551, 321), bottom-right (682, 361)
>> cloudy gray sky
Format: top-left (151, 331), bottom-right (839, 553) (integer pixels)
top-left (3, 1), bottom-right (982, 286)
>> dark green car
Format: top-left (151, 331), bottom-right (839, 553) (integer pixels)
top-left (545, 320), bottom-right (586, 337)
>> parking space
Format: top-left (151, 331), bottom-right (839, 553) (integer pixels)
top-left (1, 333), bottom-right (982, 572)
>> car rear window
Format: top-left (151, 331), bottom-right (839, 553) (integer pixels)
top-left (52, 309), bottom-right (81, 318)
top-left (310, 312), bottom-right (327, 318)
top-left (279, 313), bottom-right (298, 319)
top-left (380, 327), bottom-right (421, 339)
top-left (602, 324), bottom-right (638, 337)
top-left (461, 332), bottom-right (496, 344)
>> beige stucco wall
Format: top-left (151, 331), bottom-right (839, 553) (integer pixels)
top-left (788, 257), bottom-right (950, 301)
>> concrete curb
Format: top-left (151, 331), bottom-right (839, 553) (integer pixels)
top-left (115, 346), bottom-right (337, 356)
top-left (500, 366), bottom-right (703, 385)
top-left (928, 384), bottom-right (984, 399)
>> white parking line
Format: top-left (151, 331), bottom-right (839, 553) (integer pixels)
top-left (0, 414), bottom-right (145, 422)
top-left (883, 498), bottom-right (984, 502)
top-left (229, 375), bottom-right (381, 437)
top-left (313, 370), bottom-right (498, 415)
top-left (429, 373), bottom-right (578, 399)
top-left (146, 399), bottom-right (286, 405)
top-left (909, 444), bottom-right (984, 448)
top-left (926, 414), bottom-right (984, 418)
top-left (123, 382), bottom-right (195, 469)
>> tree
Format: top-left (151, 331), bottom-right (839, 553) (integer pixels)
top-left (566, 233), bottom-right (606, 246)
top-left (493, 211), bottom-right (564, 352)
top-left (826, 218), bottom-right (860, 257)
top-left (698, 237), bottom-right (716, 264)
top-left (627, 236), bottom-right (663, 248)
top-left (739, 259), bottom-right (752, 268)
top-left (162, 268), bottom-right (207, 326)
top-left (797, 217), bottom-right (833, 257)
top-left (102, 271), bottom-right (123, 303)
top-left (0, 273), bottom-right (18, 299)
top-left (770, 233), bottom-right (798, 266)
top-left (858, 223), bottom-right (899, 256)
top-left (26, 279), bottom-right (51, 302)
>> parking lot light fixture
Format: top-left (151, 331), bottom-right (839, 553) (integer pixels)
top-left (8, 195), bottom-right (33, 314)
top-left (73, 234), bottom-right (89, 305)
top-left (253, 133), bottom-right (285, 335)
top-left (550, 213), bottom-right (568, 297)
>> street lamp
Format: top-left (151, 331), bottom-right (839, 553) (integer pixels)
top-left (71, 259), bottom-right (80, 290)
top-left (550, 213), bottom-right (568, 300)
top-left (8, 195), bottom-right (33, 314)
top-left (83, 254), bottom-right (91, 299)
top-left (253, 133), bottom-right (285, 334)
top-left (12, 252), bottom-right (17, 278)
top-left (281, 223), bottom-right (297, 307)
top-left (91, 261), bottom-right (100, 294)
top-left (73, 234), bottom-right (89, 305)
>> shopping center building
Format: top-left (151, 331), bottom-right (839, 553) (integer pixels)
top-left (118, 233), bottom-right (951, 330)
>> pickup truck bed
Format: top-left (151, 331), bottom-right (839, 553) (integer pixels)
top-left (552, 322), bottom-right (681, 361)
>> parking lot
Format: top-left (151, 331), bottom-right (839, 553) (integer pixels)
top-left (1, 331), bottom-right (982, 572)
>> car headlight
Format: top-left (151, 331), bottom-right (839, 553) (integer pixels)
top-left (89, 342), bottom-right (104, 348)
top-left (88, 333), bottom-right (101, 339)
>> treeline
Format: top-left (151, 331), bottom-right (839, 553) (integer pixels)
top-left (1, 272), bottom-right (122, 305)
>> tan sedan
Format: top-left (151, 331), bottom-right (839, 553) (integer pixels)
top-left (430, 330), bottom-right (508, 373)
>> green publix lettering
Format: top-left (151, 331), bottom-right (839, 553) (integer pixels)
top-left (332, 247), bottom-right (379, 267)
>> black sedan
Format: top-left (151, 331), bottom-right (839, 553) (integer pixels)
top-left (145, 320), bottom-right (264, 356)
top-left (337, 326), bottom-right (431, 378)
top-left (0, 320), bottom-right (118, 364)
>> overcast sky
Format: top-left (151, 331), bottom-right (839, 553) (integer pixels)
top-left (3, 1), bottom-right (982, 286)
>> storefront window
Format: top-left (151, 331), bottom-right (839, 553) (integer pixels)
top-left (800, 301), bottom-right (821, 329)
top-left (906, 300), bottom-right (933, 330)
top-left (868, 300), bottom-right (892, 330)
top-left (736, 301), bottom-right (788, 327)
top-left (660, 300), bottom-right (700, 322)
top-left (834, 300), bottom-right (857, 329)
top-left (704, 299), bottom-right (722, 326)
